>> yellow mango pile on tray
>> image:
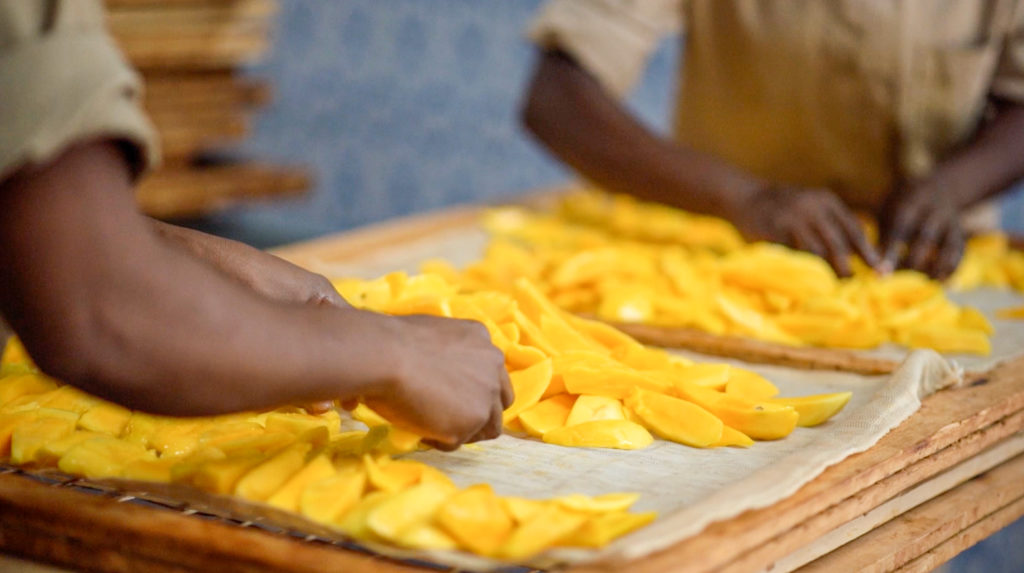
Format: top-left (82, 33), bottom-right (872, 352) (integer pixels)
top-left (0, 338), bottom-right (653, 560)
top-left (333, 272), bottom-right (851, 448)
top-left (437, 193), bottom-right (1000, 355)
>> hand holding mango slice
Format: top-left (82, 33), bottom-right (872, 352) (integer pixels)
top-left (0, 338), bottom-right (653, 560)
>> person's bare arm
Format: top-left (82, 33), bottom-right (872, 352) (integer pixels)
top-left (521, 50), bottom-right (880, 275)
top-left (150, 220), bottom-right (348, 308)
top-left (881, 101), bottom-right (1024, 277)
top-left (0, 140), bottom-right (512, 449)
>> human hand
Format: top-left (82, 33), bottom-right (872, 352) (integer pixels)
top-left (363, 314), bottom-right (513, 450)
top-left (879, 184), bottom-right (965, 279)
top-left (734, 185), bottom-right (882, 277)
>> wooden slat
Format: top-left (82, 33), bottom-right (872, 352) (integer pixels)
top-left (113, 32), bottom-right (270, 70)
top-left (137, 163), bottom-right (311, 218)
top-left (0, 473), bottom-right (425, 573)
top-left (611, 322), bottom-right (902, 375)
top-left (799, 452), bottom-right (1024, 573)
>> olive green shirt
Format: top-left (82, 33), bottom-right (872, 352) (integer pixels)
top-left (0, 0), bottom-right (158, 180)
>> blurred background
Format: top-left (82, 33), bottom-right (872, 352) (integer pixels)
top-left (113, 2), bottom-right (1021, 569)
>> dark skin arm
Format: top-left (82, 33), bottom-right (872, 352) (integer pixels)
top-left (0, 140), bottom-right (512, 449)
top-left (880, 100), bottom-right (1024, 278)
top-left (521, 50), bottom-right (880, 276)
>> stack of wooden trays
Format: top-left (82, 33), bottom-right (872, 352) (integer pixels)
top-left (106, 0), bottom-right (311, 218)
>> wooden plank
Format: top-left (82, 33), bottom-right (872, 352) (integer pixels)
top-left (113, 31), bottom-right (270, 70)
top-left (611, 322), bottom-right (901, 376)
top-left (137, 163), bottom-right (310, 218)
top-left (157, 116), bottom-right (249, 160)
top-left (894, 496), bottom-right (1024, 573)
top-left (798, 452), bottom-right (1024, 573)
top-left (0, 473), bottom-right (426, 573)
top-left (768, 432), bottom-right (1024, 572)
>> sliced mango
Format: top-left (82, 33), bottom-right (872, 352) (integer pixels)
top-left (543, 420), bottom-right (653, 450)
top-left (625, 388), bottom-right (723, 447)
top-left (518, 394), bottom-right (575, 438)
top-left (435, 484), bottom-right (513, 555)
top-left (768, 392), bottom-right (852, 427)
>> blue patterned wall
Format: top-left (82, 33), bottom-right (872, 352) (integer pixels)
top-left (196, 0), bottom-right (676, 246)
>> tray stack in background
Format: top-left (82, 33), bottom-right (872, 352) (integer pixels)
top-left (105, 0), bottom-right (311, 218)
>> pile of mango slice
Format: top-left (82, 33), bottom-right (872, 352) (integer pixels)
top-left (0, 338), bottom-right (654, 559)
top-left (333, 272), bottom-right (851, 447)
top-left (424, 190), bottom-right (1018, 355)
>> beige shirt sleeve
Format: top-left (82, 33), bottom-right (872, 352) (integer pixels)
top-left (991, 0), bottom-right (1024, 102)
top-left (528, 0), bottom-right (684, 98)
top-left (0, 0), bottom-right (159, 180)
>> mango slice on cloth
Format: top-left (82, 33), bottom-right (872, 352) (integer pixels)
top-left (300, 460), bottom-right (367, 524)
top-left (564, 395), bottom-right (626, 427)
top-left (556, 492), bottom-right (640, 513)
top-left (367, 481), bottom-right (453, 541)
top-left (0, 374), bottom-right (57, 407)
top-left (518, 394), bottom-right (575, 438)
top-left (78, 403), bottom-right (132, 436)
top-left (561, 510), bottom-right (657, 548)
top-left (234, 442), bottom-right (312, 501)
top-left (503, 358), bottom-right (554, 423)
top-left (58, 437), bottom-right (151, 479)
top-left (497, 504), bottom-right (588, 560)
top-left (724, 371), bottom-right (779, 400)
top-left (625, 388), bottom-right (723, 447)
top-left (265, 454), bottom-right (336, 512)
top-left (396, 523), bottom-right (459, 550)
top-left (711, 426), bottom-right (755, 448)
top-left (543, 420), bottom-right (653, 450)
top-left (11, 416), bottom-right (76, 464)
top-left (769, 392), bottom-right (853, 427)
top-left (435, 484), bottom-right (514, 556)
top-left (673, 383), bottom-right (799, 441)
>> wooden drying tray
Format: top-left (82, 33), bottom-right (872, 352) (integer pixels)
top-left (3, 194), bottom-right (1023, 572)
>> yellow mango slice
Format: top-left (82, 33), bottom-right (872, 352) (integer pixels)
top-left (234, 442), bottom-right (312, 501)
top-left (543, 420), bottom-right (653, 450)
top-left (435, 484), bottom-right (513, 555)
top-left (505, 342), bottom-right (548, 371)
top-left (35, 385), bottom-right (101, 413)
top-left (625, 388), bottom-right (723, 447)
top-left (0, 411), bottom-right (39, 455)
top-left (58, 437), bottom-right (151, 479)
top-left (300, 459), bottom-right (367, 524)
top-left (997, 304), bottom-right (1024, 319)
top-left (359, 424), bottom-right (422, 455)
top-left (33, 430), bottom-right (107, 465)
top-left (1, 337), bottom-right (34, 369)
top-left (119, 457), bottom-right (179, 482)
top-left (768, 392), bottom-right (852, 427)
top-left (11, 416), bottom-right (76, 464)
top-left (564, 395), bottom-right (625, 427)
top-left (518, 394), bottom-right (575, 438)
top-left (540, 314), bottom-right (610, 356)
top-left (264, 410), bottom-right (341, 437)
top-left (560, 365), bottom-right (672, 399)
top-left (175, 454), bottom-right (266, 494)
top-left (334, 491), bottom-right (390, 538)
top-left (556, 492), bottom-right (639, 513)
top-left (78, 403), bottom-right (132, 436)
top-left (364, 455), bottom-right (425, 493)
top-left (265, 454), bottom-right (336, 512)
top-left (0, 374), bottom-right (57, 407)
top-left (396, 523), bottom-right (459, 550)
top-left (710, 426), bottom-right (755, 448)
top-left (502, 496), bottom-right (547, 524)
top-left (724, 370), bottom-right (779, 400)
top-left (497, 504), bottom-right (588, 560)
top-left (898, 325), bottom-right (992, 355)
top-left (562, 511), bottom-right (657, 548)
top-left (212, 431), bottom-right (295, 457)
top-left (367, 481), bottom-right (453, 541)
top-left (502, 358), bottom-right (554, 423)
top-left (673, 383), bottom-right (799, 441)
top-left (350, 403), bottom-right (389, 427)
top-left (566, 314), bottom-right (637, 351)
top-left (677, 363), bottom-right (732, 390)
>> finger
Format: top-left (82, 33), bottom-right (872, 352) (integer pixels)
top-left (423, 438), bottom-right (460, 452)
top-left (340, 398), bottom-right (359, 411)
top-left (812, 216), bottom-right (853, 277)
top-left (906, 211), bottom-right (946, 273)
top-left (469, 401), bottom-right (505, 444)
top-left (305, 400), bottom-right (336, 414)
top-left (831, 205), bottom-right (882, 270)
top-left (881, 209), bottom-right (917, 270)
top-left (788, 225), bottom-right (827, 260)
top-left (498, 363), bottom-right (514, 410)
top-left (932, 225), bottom-right (965, 280)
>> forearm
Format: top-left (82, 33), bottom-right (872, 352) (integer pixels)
top-left (919, 101), bottom-right (1024, 208)
top-left (0, 141), bottom-right (396, 416)
top-left (521, 50), bottom-right (763, 220)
